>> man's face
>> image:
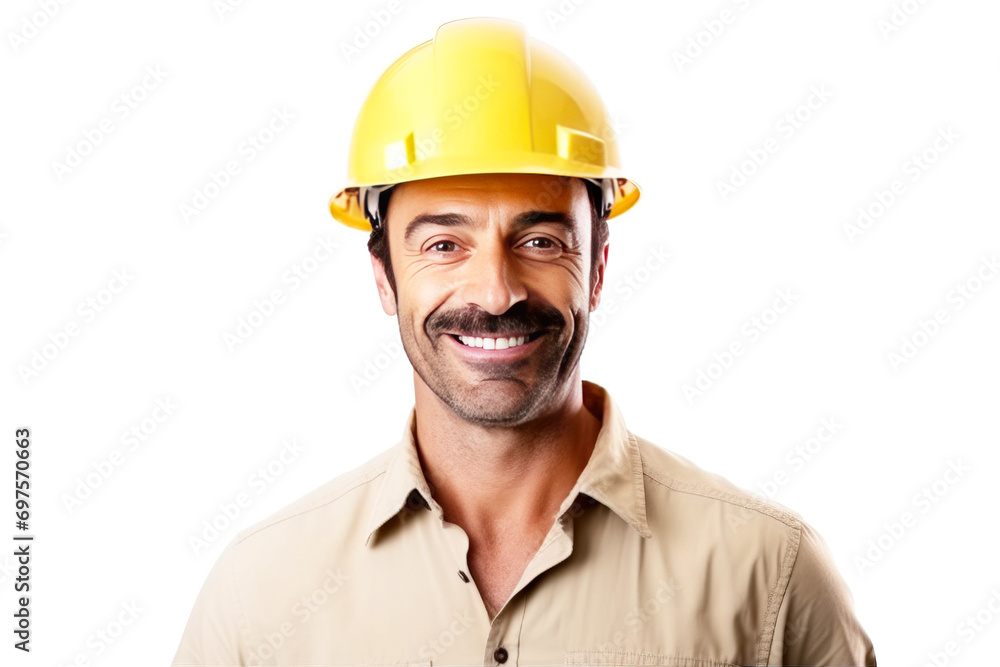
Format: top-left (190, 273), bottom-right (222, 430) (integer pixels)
top-left (370, 173), bottom-right (608, 426)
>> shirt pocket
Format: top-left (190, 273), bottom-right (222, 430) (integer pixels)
top-left (564, 650), bottom-right (738, 667)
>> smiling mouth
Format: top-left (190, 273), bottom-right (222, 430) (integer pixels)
top-left (448, 331), bottom-right (545, 350)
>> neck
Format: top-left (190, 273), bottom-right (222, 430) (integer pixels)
top-left (412, 372), bottom-right (601, 543)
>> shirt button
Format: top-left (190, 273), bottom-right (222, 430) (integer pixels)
top-left (493, 646), bottom-right (508, 663)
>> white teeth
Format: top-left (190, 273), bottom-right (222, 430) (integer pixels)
top-left (455, 334), bottom-right (532, 349)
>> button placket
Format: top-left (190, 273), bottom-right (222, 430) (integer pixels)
top-left (482, 590), bottom-right (526, 666)
top-left (483, 613), bottom-right (513, 666)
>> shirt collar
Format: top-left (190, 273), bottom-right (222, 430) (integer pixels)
top-left (363, 380), bottom-right (652, 547)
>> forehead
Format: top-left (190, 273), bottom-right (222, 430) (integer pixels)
top-left (384, 173), bottom-right (589, 234)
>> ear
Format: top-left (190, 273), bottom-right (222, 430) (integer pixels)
top-left (589, 241), bottom-right (609, 312)
top-left (370, 252), bottom-right (397, 316)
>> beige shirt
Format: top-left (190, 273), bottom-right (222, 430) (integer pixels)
top-left (171, 381), bottom-right (876, 666)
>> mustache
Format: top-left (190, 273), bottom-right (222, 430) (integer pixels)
top-left (426, 301), bottom-right (565, 338)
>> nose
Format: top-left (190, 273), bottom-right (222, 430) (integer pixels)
top-left (458, 238), bottom-right (528, 315)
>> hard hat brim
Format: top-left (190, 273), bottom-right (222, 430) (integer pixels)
top-left (330, 169), bottom-right (640, 232)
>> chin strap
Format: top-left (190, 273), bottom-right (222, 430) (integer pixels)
top-left (583, 177), bottom-right (615, 218)
top-left (362, 183), bottom-right (396, 232)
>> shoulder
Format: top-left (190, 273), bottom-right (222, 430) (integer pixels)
top-left (634, 432), bottom-right (803, 532)
top-left (633, 435), bottom-right (877, 663)
top-left (172, 446), bottom-right (399, 663)
top-left (228, 444), bottom-right (396, 549)
top-left (632, 431), bottom-right (810, 587)
top-left (633, 434), bottom-right (875, 662)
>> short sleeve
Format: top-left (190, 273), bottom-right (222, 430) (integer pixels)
top-left (768, 520), bottom-right (877, 666)
top-left (171, 541), bottom-right (249, 666)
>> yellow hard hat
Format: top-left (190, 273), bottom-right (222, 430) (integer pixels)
top-left (328, 16), bottom-right (641, 232)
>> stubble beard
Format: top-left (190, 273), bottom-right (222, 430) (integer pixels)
top-left (399, 310), bottom-right (590, 427)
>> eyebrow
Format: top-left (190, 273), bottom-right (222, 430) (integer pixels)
top-left (403, 210), bottom-right (579, 245)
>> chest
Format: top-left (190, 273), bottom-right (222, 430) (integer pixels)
top-left (467, 534), bottom-right (548, 620)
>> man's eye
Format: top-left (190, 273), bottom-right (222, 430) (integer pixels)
top-left (426, 238), bottom-right (561, 255)
top-left (429, 240), bottom-right (456, 253)
top-left (523, 237), bottom-right (559, 249)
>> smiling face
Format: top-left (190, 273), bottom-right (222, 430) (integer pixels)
top-left (370, 173), bottom-right (608, 426)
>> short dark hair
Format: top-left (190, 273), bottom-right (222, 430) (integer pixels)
top-left (367, 178), bottom-right (610, 298)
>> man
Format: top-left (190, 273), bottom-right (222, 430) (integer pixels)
top-left (172, 17), bottom-right (876, 666)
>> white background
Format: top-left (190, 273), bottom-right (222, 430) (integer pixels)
top-left (2, 0), bottom-right (998, 664)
